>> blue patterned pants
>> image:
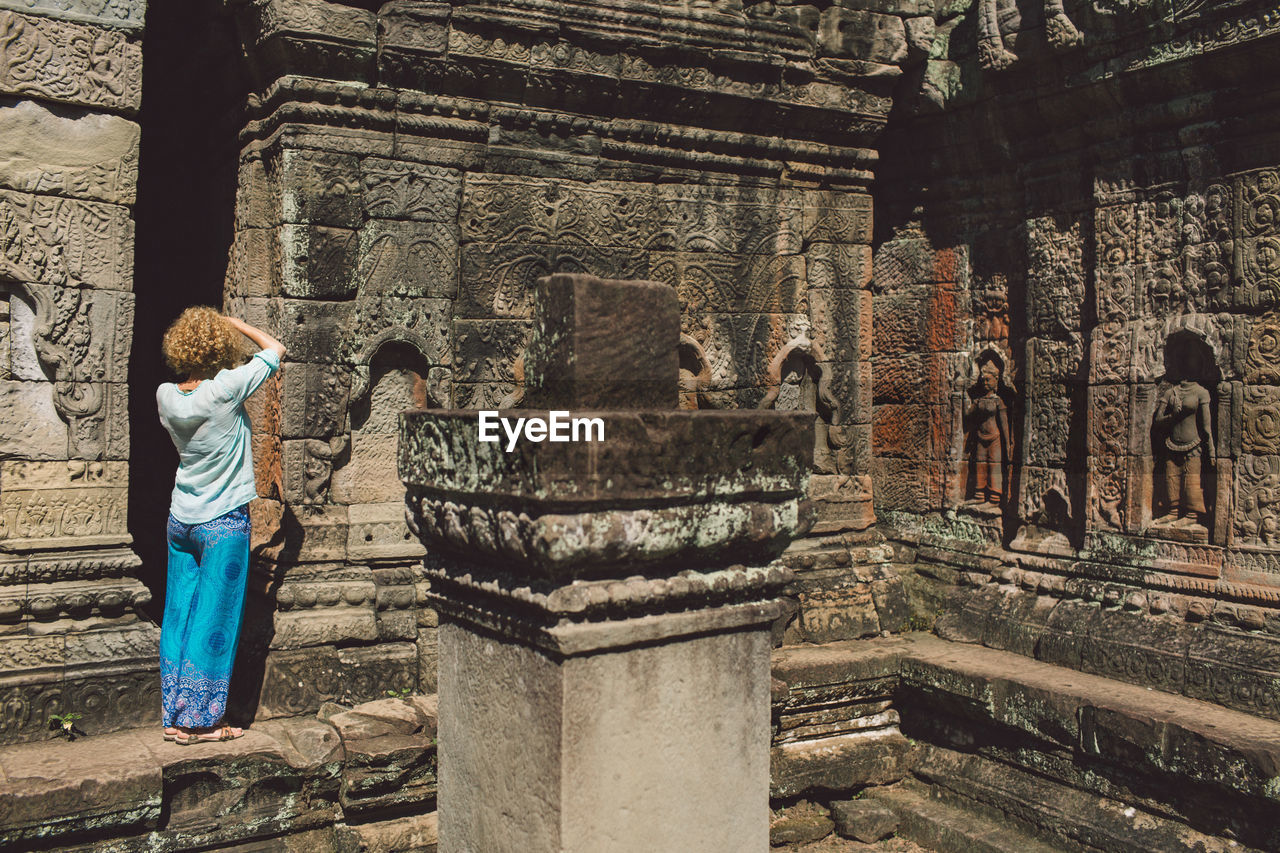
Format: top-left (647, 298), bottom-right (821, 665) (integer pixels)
top-left (160, 505), bottom-right (250, 729)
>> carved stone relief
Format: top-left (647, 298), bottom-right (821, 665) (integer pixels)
top-left (0, 11), bottom-right (142, 113)
top-left (978, 0), bottom-right (1082, 70)
top-left (1145, 332), bottom-right (1220, 541)
top-left (0, 0), bottom-right (149, 748)
top-left (963, 351), bottom-right (1012, 508)
top-left (0, 0), bottom-right (146, 30)
top-left (1236, 455), bottom-right (1280, 547)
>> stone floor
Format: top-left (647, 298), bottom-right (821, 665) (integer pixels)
top-left (788, 839), bottom-right (935, 852)
top-left (0, 695), bottom-right (439, 851)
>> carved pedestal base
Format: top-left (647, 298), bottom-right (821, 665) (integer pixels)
top-left (0, 547), bottom-right (159, 745)
top-left (229, 558), bottom-right (428, 722)
top-left (1148, 516), bottom-right (1210, 544)
top-left (432, 565), bottom-right (788, 853)
top-left (780, 537), bottom-right (907, 643)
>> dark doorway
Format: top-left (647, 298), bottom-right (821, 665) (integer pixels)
top-left (129, 0), bottom-right (249, 619)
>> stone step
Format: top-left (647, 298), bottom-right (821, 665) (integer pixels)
top-left (862, 780), bottom-right (1073, 853)
top-left (898, 634), bottom-right (1280, 813)
top-left (912, 744), bottom-right (1262, 853)
top-left (0, 696), bottom-right (438, 851)
top-left (776, 633), bottom-right (1280, 807)
top-left (772, 633), bottom-right (1280, 849)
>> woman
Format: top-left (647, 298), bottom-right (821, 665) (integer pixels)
top-left (156, 307), bottom-right (285, 745)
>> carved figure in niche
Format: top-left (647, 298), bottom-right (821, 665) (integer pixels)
top-left (979, 0), bottom-right (1082, 70)
top-left (965, 353), bottom-right (1012, 506)
top-left (759, 335), bottom-right (840, 474)
top-left (300, 436), bottom-right (348, 512)
top-left (1153, 335), bottom-right (1216, 529)
top-left (678, 335), bottom-right (711, 411)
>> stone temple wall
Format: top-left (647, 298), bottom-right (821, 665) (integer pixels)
top-left (217, 0), bottom-right (909, 719)
top-left (0, 0), bottom-right (154, 744)
top-left (871, 0), bottom-right (1280, 721)
top-left (1, 0), bottom-right (1277, 761)
top-left (4, 2), bottom-right (1280, 851)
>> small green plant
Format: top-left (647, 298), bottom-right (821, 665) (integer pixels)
top-left (48, 712), bottom-right (83, 740)
top-left (906, 614), bottom-right (933, 632)
top-left (385, 687), bottom-right (412, 698)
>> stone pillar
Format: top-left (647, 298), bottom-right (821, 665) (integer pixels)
top-left (0, 0), bottom-right (154, 743)
top-left (226, 131), bottom-right (455, 718)
top-left (401, 274), bottom-right (814, 852)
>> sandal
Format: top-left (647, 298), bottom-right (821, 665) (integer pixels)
top-left (174, 724), bottom-right (244, 745)
top-left (163, 727), bottom-right (181, 741)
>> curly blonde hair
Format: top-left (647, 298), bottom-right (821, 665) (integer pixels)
top-left (162, 306), bottom-right (241, 378)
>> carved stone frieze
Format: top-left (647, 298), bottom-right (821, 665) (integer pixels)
top-left (278, 224), bottom-right (357, 299)
top-left (278, 148), bottom-right (361, 227)
top-left (348, 500), bottom-right (423, 561)
top-left (451, 318), bottom-right (530, 385)
top-left (280, 361), bottom-right (349, 439)
top-left (458, 241), bottom-right (646, 319)
top-left (1017, 466), bottom-right (1073, 535)
top-left (255, 642), bottom-right (415, 718)
top-left (378, 0), bottom-right (447, 57)
top-left (355, 219), bottom-right (459, 301)
top-left (344, 294), bottom-right (452, 373)
top-left (408, 490), bottom-right (806, 581)
top-left (0, 11), bottom-right (142, 113)
top-left (423, 554), bottom-right (793, 651)
top-left (0, 663), bottom-right (157, 745)
top-left (0, 0), bottom-right (146, 29)
top-left (361, 157), bottom-right (460, 222)
top-left (1091, 322), bottom-right (1132, 384)
top-left (0, 576), bottom-right (148, 621)
top-left (459, 176), bottom-right (806, 255)
top-left (0, 189), bottom-right (133, 290)
top-left (1026, 215), bottom-right (1085, 338)
top-left (1235, 454), bottom-right (1280, 547)
top-left (1242, 386), bottom-right (1280, 456)
top-left (270, 602), bottom-right (377, 650)
top-left (0, 462), bottom-right (128, 549)
top-left (1088, 386), bottom-right (1129, 460)
top-left (680, 313), bottom-right (811, 394)
top-left (241, 0), bottom-right (374, 49)
top-left (1246, 313), bottom-right (1280, 385)
top-left (4, 282), bottom-right (130, 460)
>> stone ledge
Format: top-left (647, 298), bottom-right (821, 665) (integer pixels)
top-left (936, 581), bottom-right (1280, 724)
top-left (900, 634), bottom-right (1280, 804)
top-left (861, 780), bottom-right (1070, 853)
top-left (909, 744), bottom-right (1270, 853)
top-left (0, 696), bottom-right (437, 851)
top-left (771, 633), bottom-right (1280, 809)
top-left (771, 729), bottom-right (916, 799)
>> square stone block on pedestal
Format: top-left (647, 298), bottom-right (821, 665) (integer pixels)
top-left (525, 274), bottom-right (680, 410)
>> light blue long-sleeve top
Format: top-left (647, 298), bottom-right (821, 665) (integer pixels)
top-left (157, 349), bottom-right (280, 524)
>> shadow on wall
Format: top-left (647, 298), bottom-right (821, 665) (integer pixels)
top-left (129, 0), bottom-right (249, 621)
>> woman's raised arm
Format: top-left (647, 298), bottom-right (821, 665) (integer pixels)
top-left (224, 315), bottom-right (286, 361)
